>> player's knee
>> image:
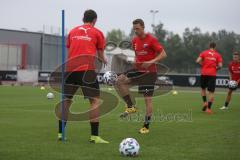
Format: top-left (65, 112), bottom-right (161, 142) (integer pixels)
top-left (89, 97), bottom-right (100, 108)
top-left (116, 74), bottom-right (127, 85)
top-left (209, 96), bottom-right (214, 102)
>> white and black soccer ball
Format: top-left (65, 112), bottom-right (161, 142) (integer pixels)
top-left (119, 138), bottom-right (140, 157)
top-left (103, 71), bottom-right (117, 85)
top-left (46, 92), bottom-right (54, 99)
top-left (228, 80), bottom-right (238, 90)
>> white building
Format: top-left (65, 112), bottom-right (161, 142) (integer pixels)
top-left (100, 47), bottom-right (135, 73)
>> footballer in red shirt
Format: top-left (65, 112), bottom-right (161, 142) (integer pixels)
top-left (220, 52), bottom-right (240, 110)
top-left (196, 42), bottom-right (223, 114)
top-left (115, 19), bottom-right (167, 134)
top-left (58, 9), bottom-right (109, 143)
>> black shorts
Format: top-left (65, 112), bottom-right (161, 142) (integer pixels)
top-left (200, 75), bottom-right (216, 92)
top-left (64, 71), bottom-right (100, 99)
top-left (125, 69), bottom-right (157, 97)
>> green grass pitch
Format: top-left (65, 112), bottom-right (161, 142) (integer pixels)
top-left (0, 86), bottom-right (239, 160)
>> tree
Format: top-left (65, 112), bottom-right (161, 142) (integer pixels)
top-left (125, 22), bottom-right (240, 73)
top-left (106, 29), bottom-right (127, 44)
top-left (152, 23), bottom-right (167, 45)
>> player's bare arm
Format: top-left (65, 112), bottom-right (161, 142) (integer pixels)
top-left (217, 62), bottom-right (223, 70)
top-left (141, 49), bottom-right (167, 68)
top-left (196, 57), bottom-right (202, 65)
top-left (98, 49), bottom-right (108, 65)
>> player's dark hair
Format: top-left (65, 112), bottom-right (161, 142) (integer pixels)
top-left (209, 42), bottom-right (216, 49)
top-left (133, 19), bottom-right (145, 27)
top-left (83, 9), bottom-right (97, 23)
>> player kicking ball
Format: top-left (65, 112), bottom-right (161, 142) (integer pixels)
top-left (115, 19), bottom-right (167, 134)
top-left (220, 52), bottom-right (240, 110)
top-left (57, 9), bottom-right (109, 143)
top-left (196, 42), bottom-right (223, 114)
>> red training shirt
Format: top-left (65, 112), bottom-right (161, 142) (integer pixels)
top-left (228, 61), bottom-right (240, 81)
top-left (132, 33), bottom-right (163, 72)
top-left (66, 24), bottom-right (105, 72)
top-left (198, 49), bottom-right (223, 76)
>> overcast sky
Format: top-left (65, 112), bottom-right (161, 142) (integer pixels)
top-left (1, 0), bottom-right (240, 35)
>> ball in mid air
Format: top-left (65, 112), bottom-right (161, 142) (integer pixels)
top-left (103, 71), bottom-right (118, 85)
top-left (228, 80), bottom-right (238, 90)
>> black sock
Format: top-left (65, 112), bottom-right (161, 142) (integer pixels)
top-left (90, 122), bottom-right (99, 136)
top-left (224, 102), bottom-right (229, 107)
top-left (143, 116), bottom-right (151, 129)
top-left (208, 102), bottom-right (212, 109)
top-left (58, 120), bottom-right (67, 133)
top-left (202, 96), bottom-right (207, 103)
top-left (123, 95), bottom-right (133, 108)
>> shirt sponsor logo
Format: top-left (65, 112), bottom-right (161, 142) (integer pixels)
top-left (71, 27), bottom-right (92, 41)
top-left (206, 57), bottom-right (216, 61)
top-left (231, 66), bottom-right (240, 73)
top-left (72, 36), bottom-right (92, 41)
